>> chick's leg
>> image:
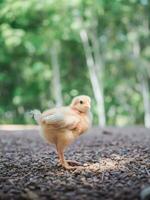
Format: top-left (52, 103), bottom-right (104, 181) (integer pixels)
top-left (56, 145), bottom-right (79, 170)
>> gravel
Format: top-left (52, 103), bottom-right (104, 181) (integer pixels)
top-left (0, 127), bottom-right (150, 200)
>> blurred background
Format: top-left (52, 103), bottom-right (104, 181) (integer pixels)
top-left (0, 0), bottom-right (150, 127)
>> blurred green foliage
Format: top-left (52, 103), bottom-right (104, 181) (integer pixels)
top-left (0, 0), bottom-right (150, 125)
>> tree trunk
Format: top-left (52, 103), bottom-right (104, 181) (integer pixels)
top-left (132, 40), bottom-right (150, 128)
top-left (80, 29), bottom-right (106, 126)
top-left (50, 42), bottom-right (63, 107)
top-left (141, 78), bottom-right (150, 128)
top-left (90, 31), bottom-right (106, 125)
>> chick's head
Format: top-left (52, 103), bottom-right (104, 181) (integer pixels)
top-left (70, 95), bottom-right (91, 113)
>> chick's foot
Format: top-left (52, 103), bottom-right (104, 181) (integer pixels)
top-left (66, 160), bottom-right (82, 166)
top-left (62, 163), bottom-right (84, 170)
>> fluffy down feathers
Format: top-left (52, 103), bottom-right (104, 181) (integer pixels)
top-left (31, 95), bottom-right (92, 169)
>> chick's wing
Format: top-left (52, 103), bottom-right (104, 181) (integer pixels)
top-left (41, 107), bottom-right (80, 129)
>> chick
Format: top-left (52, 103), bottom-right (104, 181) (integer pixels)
top-left (31, 95), bottom-right (91, 169)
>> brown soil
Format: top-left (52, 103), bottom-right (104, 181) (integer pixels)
top-left (0, 126), bottom-right (150, 200)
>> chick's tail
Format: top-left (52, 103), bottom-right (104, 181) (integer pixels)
top-left (30, 109), bottom-right (42, 125)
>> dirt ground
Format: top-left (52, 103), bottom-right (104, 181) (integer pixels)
top-left (0, 126), bottom-right (150, 200)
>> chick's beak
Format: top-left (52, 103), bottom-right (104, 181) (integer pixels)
top-left (85, 102), bottom-right (91, 109)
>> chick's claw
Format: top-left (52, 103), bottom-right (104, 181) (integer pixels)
top-left (62, 163), bottom-right (84, 170)
top-left (66, 160), bottom-right (82, 166)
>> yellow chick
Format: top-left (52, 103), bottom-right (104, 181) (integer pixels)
top-left (31, 95), bottom-right (91, 169)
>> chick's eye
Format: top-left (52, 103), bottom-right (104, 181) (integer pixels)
top-left (80, 100), bottom-right (83, 104)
